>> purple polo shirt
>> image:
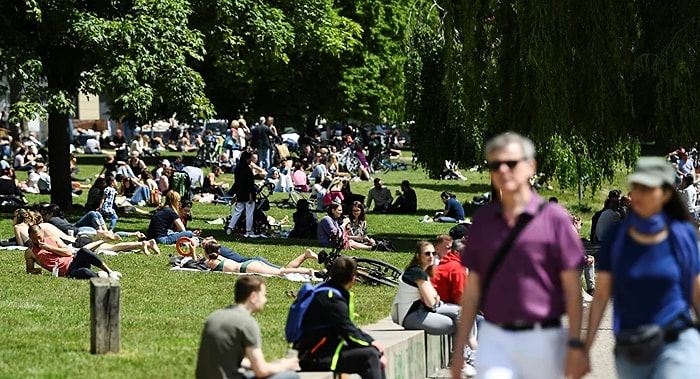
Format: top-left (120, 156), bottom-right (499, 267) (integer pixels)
top-left (461, 192), bottom-right (584, 324)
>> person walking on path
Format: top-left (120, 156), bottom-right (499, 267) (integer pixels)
top-left (451, 132), bottom-right (589, 379)
top-left (196, 276), bottom-right (300, 379)
top-left (584, 157), bottom-right (700, 378)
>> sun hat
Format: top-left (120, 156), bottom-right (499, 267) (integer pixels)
top-left (628, 157), bottom-right (677, 188)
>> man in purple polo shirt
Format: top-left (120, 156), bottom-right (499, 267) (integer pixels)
top-left (450, 132), bottom-right (589, 379)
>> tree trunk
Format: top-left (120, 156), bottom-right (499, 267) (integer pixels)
top-left (47, 108), bottom-right (73, 210)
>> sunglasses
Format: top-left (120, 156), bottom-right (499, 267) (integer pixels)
top-left (486, 159), bottom-right (526, 171)
top-left (424, 251), bottom-right (437, 257)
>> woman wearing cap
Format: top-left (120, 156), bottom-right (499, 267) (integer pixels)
top-left (584, 157), bottom-right (700, 378)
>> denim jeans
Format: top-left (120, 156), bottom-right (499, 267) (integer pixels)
top-left (258, 145), bottom-right (271, 169)
top-left (615, 328), bottom-right (700, 379)
top-left (218, 245), bottom-right (281, 268)
top-left (75, 211), bottom-right (106, 229)
top-left (436, 216), bottom-right (458, 223)
top-left (155, 230), bottom-right (194, 245)
top-left (103, 211), bottom-right (118, 230)
top-left (66, 248), bottom-right (103, 279)
top-left (130, 185), bottom-right (151, 205)
top-left (402, 302), bottom-right (461, 335)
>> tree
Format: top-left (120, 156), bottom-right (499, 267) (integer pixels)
top-left (0, 0), bottom-right (213, 209)
top-left (406, 1), bottom-right (699, 191)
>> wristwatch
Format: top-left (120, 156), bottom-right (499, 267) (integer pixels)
top-left (567, 338), bottom-right (585, 349)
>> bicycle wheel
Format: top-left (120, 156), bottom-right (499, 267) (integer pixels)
top-left (289, 190), bottom-right (308, 208)
top-left (345, 156), bottom-right (362, 174)
top-left (354, 257), bottom-right (402, 287)
top-left (257, 182), bottom-right (275, 199)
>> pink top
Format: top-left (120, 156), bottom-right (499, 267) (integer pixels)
top-left (291, 170), bottom-right (307, 186)
top-left (31, 237), bottom-right (72, 276)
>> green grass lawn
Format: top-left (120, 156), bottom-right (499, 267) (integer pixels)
top-left (0, 153), bottom-right (631, 378)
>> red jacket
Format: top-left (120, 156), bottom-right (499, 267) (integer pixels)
top-left (431, 252), bottom-right (466, 304)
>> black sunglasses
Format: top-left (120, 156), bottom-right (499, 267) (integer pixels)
top-left (424, 251), bottom-right (437, 257)
top-left (485, 159), bottom-right (526, 171)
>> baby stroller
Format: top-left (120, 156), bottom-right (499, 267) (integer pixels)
top-left (223, 182), bottom-right (273, 236)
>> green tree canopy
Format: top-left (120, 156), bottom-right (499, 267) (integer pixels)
top-left (407, 1), bottom-right (699, 191)
top-left (0, 0), bottom-right (214, 209)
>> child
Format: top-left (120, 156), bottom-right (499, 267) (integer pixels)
top-left (99, 176), bottom-right (118, 230)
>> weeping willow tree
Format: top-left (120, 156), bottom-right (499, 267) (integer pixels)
top-left (406, 1), bottom-right (700, 192)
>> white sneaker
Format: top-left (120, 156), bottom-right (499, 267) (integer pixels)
top-left (582, 290), bottom-right (593, 302)
top-left (462, 364), bottom-right (476, 378)
top-left (225, 227), bottom-right (233, 235)
top-left (245, 233), bottom-right (260, 239)
top-left (97, 271), bottom-right (109, 278)
top-left (137, 200), bottom-right (146, 206)
top-left (109, 271), bottom-right (122, 280)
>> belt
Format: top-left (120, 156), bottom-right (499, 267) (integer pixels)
top-left (498, 317), bottom-right (561, 331)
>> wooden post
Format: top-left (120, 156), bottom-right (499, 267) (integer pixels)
top-left (90, 277), bottom-right (120, 354)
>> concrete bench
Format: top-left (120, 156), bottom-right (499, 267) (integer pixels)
top-left (299, 317), bottom-right (453, 379)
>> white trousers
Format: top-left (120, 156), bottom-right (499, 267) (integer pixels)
top-left (476, 321), bottom-right (567, 379)
top-left (227, 201), bottom-right (255, 233)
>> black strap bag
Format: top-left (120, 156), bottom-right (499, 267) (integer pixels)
top-left (614, 324), bottom-right (664, 364)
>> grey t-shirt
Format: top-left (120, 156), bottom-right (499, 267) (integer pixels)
top-left (595, 209), bottom-right (621, 243)
top-left (196, 304), bottom-right (261, 379)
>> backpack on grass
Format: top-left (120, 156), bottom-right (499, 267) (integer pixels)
top-left (285, 283), bottom-right (343, 343)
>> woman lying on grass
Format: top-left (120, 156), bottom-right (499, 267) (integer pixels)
top-left (191, 241), bottom-right (319, 276)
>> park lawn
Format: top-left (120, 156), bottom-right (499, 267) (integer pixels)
top-left (0, 153), bottom-right (631, 378)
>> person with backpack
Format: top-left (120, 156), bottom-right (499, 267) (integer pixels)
top-left (292, 256), bottom-right (386, 379)
top-left (196, 276), bottom-right (300, 379)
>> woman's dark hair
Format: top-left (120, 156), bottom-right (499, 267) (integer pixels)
top-left (662, 184), bottom-right (693, 222)
top-left (440, 191), bottom-right (455, 199)
top-left (105, 175), bottom-right (115, 187)
top-left (140, 170), bottom-right (153, 181)
top-left (405, 241), bottom-right (435, 278)
top-left (204, 242), bottom-right (220, 259)
top-left (41, 203), bottom-right (64, 219)
top-left (295, 198), bottom-right (310, 213)
top-left (294, 162), bottom-right (302, 171)
top-left (91, 177), bottom-right (108, 191)
top-left (327, 202), bottom-right (342, 216)
top-left (351, 201), bottom-right (366, 222)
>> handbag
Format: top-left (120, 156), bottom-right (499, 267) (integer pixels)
top-left (614, 324), bottom-right (664, 364)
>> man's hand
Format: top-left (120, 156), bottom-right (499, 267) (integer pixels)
top-left (565, 348), bottom-right (590, 379)
top-left (37, 241), bottom-right (50, 251)
top-left (281, 357), bottom-right (299, 371)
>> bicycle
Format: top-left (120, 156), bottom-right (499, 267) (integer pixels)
top-left (335, 147), bottom-right (362, 175)
top-left (370, 150), bottom-right (408, 174)
top-left (316, 239), bottom-right (402, 287)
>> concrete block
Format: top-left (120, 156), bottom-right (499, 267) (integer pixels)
top-left (365, 329), bottom-right (426, 379)
top-left (425, 334), bottom-right (452, 376)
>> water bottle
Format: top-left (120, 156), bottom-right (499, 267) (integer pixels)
top-left (52, 262), bottom-right (59, 277)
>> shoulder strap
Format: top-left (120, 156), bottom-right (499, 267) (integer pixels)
top-left (480, 201), bottom-right (548, 308)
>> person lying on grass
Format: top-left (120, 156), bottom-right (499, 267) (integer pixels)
top-left (189, 240), bottom-right (319, 276)
top-left (13, 208), bottom-right (160, 255)
top-left (24, 224), bottom-right (122, 280)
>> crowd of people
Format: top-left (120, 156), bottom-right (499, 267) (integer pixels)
top-left (12, 122), bottom-right (700, 379)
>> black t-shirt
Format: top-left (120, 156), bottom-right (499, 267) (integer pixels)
top-left (146, 207), bottom-right (180, 239)
top-left (86, 186), bottom-right (103, 210)
top-left (403, 188), bottom-right (417, 213)
top-left (232, 165), bottom-right (255, 200)
top-left (103, 161), bottom-right (118, 174)
top-left (0, 177), bottom-right (22, 197)
top-left (401, 266), bottom-right (427, 287)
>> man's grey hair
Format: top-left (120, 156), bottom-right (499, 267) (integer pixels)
top-left (451, 239), bottom-right (465, 253)
top-left (483, 132), bottom-right (536, 160)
